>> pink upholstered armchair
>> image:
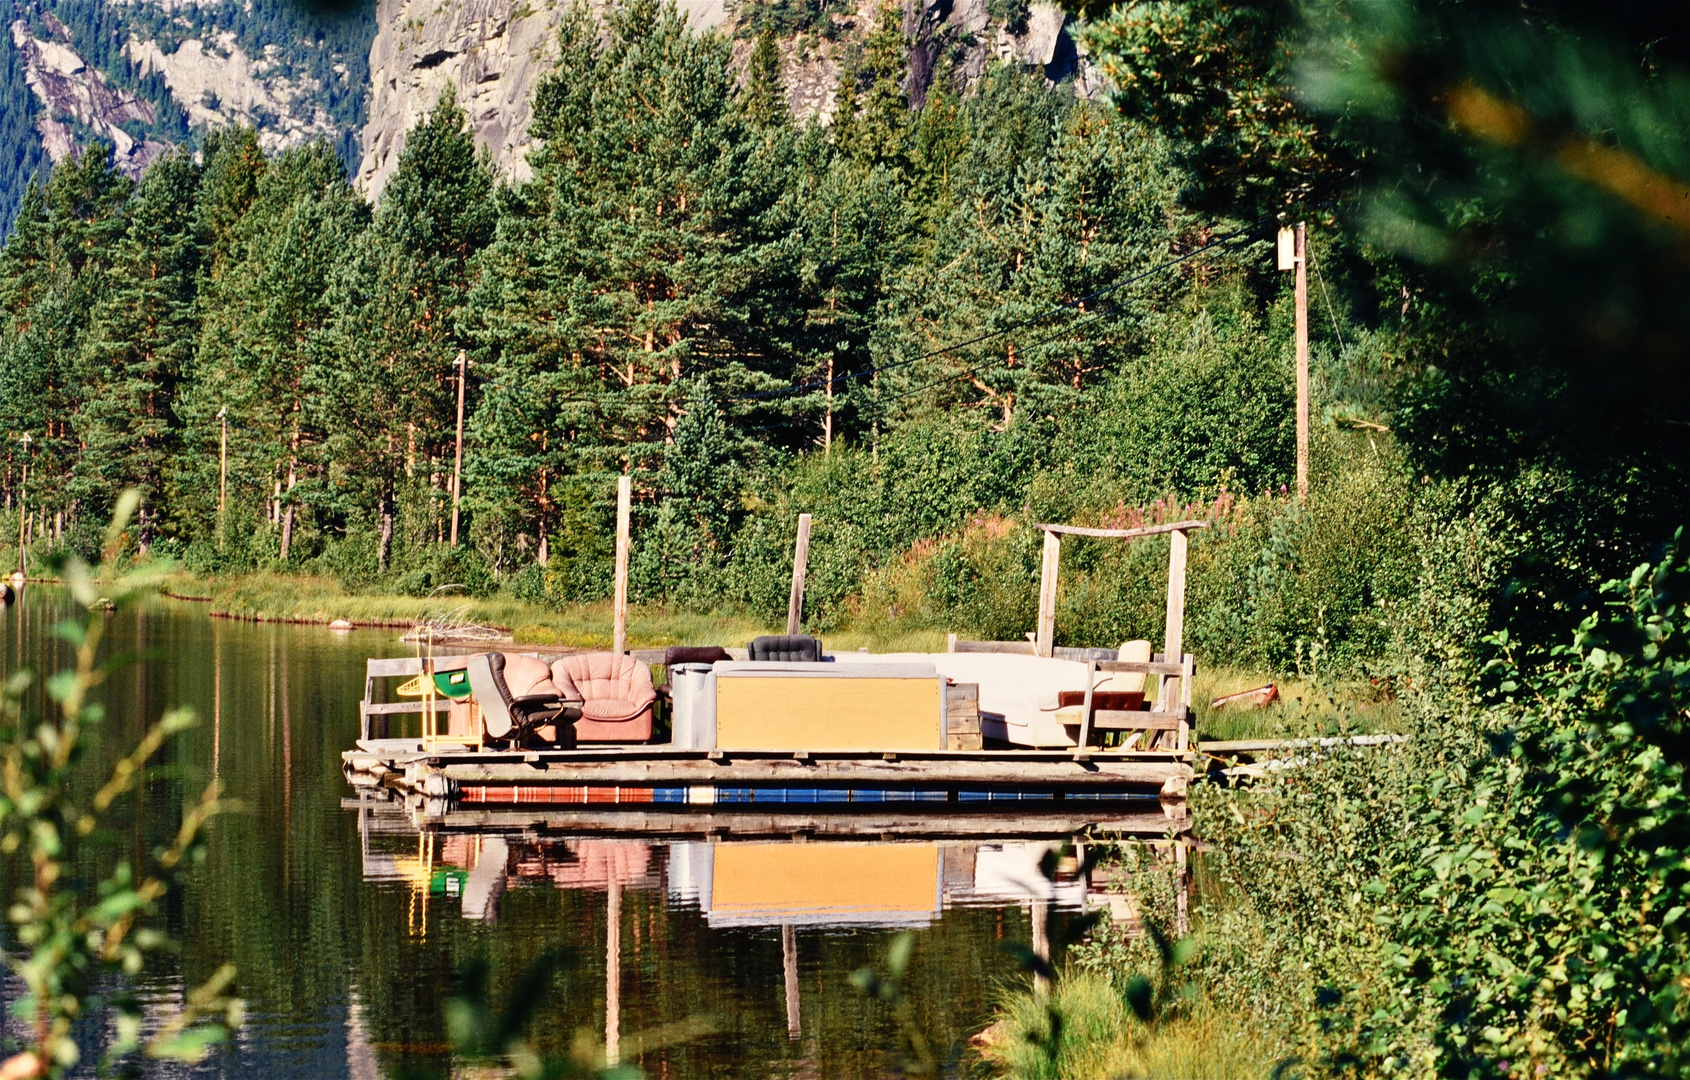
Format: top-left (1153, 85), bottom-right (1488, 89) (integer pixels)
top-left (550, 653), bottom-right (657, 742)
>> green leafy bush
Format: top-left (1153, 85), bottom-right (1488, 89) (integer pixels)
top-left (1169, 536), bottom-right (1690, 1076)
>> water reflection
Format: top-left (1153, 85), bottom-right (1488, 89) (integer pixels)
top-left (350, 798), bottom-right (1188, 1072)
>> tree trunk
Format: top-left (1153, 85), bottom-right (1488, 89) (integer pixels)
top-left (378, 482), bottom-right (394, 572)
top-left (280, 504), bottom-right (295, 561)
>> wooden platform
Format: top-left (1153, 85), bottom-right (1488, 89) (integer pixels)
top-left (344, 738), bottom-right (1193, 806)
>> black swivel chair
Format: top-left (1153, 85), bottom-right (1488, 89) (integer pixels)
top-left (465, 652), bottom-right (580, 748)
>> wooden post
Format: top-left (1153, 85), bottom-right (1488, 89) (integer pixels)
top-left (1161, 529), bottom-right (1188, 714)
top-left (15, 434), bottom-right (29, 578)
top-left (217, 407), bottom-right (228, 550)
top-left (612, 475), bottom-right (631, 655)
top-left (1036, 529), bottom-right (1061, 657)
top-left (786, 513), bottom-right (812, 636)
top-left (602, 886), bottom-right (622, 1055)
top-left (450, 350), bottom-right (467, 547)
top-left (782, 924), bottom-right (801, 1038)
top-left (1294, 222), bottom-right (1310, 501)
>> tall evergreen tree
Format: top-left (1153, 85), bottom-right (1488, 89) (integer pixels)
top-left (741, 31), bottom-right (787, 128)
top-left (74, 150), bottom-right (203, 546)
top-left (190, 142), bottom-right (366, 561)
top-left (470, 0), bottom-right (795, 552)
top-left (0, 145), bottom-right (130, 535)
top-left (315, 91), bottom-right (496, 567)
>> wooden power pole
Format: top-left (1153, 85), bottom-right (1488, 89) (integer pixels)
top-left (15, 434), bottom-right (29, 578)
top-left (612, 475), bottom-right (631, 655)
top-left (786, 513), bottom-right (812, 635)
top-left (1280, 223), bottom-right (1310, 500)
top-left (217, 407), bottom-right (228, 549)
top-left (450, 350), bottom-right (467, 547)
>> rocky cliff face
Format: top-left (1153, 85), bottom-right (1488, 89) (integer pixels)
top-left (354, 0), bottom-right (1091, 200)
top-left (11, 14), bottom-right (168, 179)
top-left (2, 0), bottom-right (370, 224)
top-left (2, 0), bottom-right (1091, 225)
top-left (355, 0), bottom-right (728, 199)
top-left (124, 31), bottom-right (347, 155)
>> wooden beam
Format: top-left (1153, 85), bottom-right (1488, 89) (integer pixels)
top-left (782, 925), bottom-right (801, 1038)
top-left (1161, 529), bottom-right (1188, 716)
top-left (368, 805), bottom-right (1191, 838)
top-left (450, 349), bottom-right (467, 547)
top-left (433, 755), bottom-right (1188, 788)
top-left (606, 879), bottom-right (621, 1066)
top-left (1295, 221), bottom-right (1309, 501)
top-left (1086, 711), bottom-right (1186, 731)
top-left (1034, 519), bottom-right (1209, 539)
top-left (1096, 659), bottom-right (1189, 677)
top-left (612, 475), bottom-right (631, 655)
top-left (786, 513), bottom-right (812, 636)
top-left (1076, 659), bottom-right (1096, 752)
top-left (949, 639), bottom-right (1037, 656)
top-left (1037, 529), bottom-right (1061, 657)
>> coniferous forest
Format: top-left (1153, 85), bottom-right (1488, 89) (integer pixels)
top-left (5, 0), bottom-right (1690, 1072)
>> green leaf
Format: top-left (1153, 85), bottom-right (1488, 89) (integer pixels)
top-left (1123, 975), bottom-right (1154, 1023)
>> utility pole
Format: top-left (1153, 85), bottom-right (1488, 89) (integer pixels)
top-left (612, 475), bottom-right (631, 656)
top-left (217, 407), bottom-right (228, 550)
top-left (1279, 223), bottom-right (1310, 501)
top-left (450, 350), bottom-right (467, 547)
top-left (15, 433), bottom-right (31, 579)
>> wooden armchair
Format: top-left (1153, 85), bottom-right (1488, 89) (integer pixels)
top-left (1070, 652), bottom-right (1196, 752)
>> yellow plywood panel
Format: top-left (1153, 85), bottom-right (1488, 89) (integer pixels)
top-left (713, 843), bottom-right (938, 919)
top-left (715, 676), bottom-right (942, 751)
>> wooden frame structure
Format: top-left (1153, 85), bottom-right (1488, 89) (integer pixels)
top-left (1037, 518), bottom-right (1206, 752)
top-left (361, 655), bottom-right (480, 751)
top-left (945, 519), bottom-right (1209, 751)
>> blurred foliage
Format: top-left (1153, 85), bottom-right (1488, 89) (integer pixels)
top-left (0, 493), bottom-right (240, 1077)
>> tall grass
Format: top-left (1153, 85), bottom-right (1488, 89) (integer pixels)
top-left (979, 971), bottom-right (1278, 1079)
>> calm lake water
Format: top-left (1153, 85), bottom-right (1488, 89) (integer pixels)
top-left (1, 587), bottom-right (1135, 1079)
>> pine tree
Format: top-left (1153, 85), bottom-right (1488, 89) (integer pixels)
top-left (315, 90), bottom-right (495, 569)
top-left (741, 31), bottom-right (786, 128)
top-left (190, 142), bottom-right (367, 562)
top-left (471, 0), bottom-right (797, 553)
top-left (0, 145), bottom-right (131, 539)
top-left (837, 2), bottom-right (911, 167)
top-left (74, 150), bottom-right (203, 547)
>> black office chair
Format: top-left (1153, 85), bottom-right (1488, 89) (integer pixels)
top-left (465, 652), bottom-right (580, 748)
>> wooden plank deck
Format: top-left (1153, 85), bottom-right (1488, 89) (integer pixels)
top-left (344, 739), bottom-right (1193, 799)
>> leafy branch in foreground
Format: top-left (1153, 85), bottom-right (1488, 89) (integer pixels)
top-left (0, 491), bottom-right (242, 1079)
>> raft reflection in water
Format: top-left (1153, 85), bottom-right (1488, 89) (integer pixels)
top-left (353, 800), bottom-right (1188, 1062)
top-left (357, 809), bottom-right (1147, 927)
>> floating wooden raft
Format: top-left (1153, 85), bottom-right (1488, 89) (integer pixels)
top-left (344, 739), bottom-right (1193, 806)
